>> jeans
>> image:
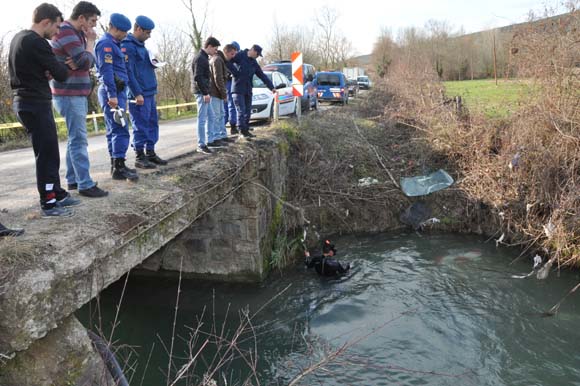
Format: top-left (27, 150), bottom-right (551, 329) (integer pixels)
top-left (225, 80), bottom-right (236, 126)
top-left (195, 94), bottom-right (215, 147)
top-left (129, 95), bottom-right (159, 152)
top-left (53, 95), bottom-right (95, 190)
top-left (13, 99), bottom-right (66, 208)
top-left (210, 96), bottom-right (226, 141)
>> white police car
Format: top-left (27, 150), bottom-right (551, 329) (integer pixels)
top-left (251, 71), bottom-right (296, 121)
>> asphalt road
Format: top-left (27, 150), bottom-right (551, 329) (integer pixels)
top-left (0, 118), bottom-right (197, 212)
top-left (0, 99), bottom-right (339, 213)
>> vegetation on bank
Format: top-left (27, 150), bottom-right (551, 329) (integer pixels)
top-left (373, 9), bottom-right (580, 268)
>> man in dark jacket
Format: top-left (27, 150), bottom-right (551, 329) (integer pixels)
top-left (305, 239), bottom-right (351, 277)
top-left (9, 3), bottom-right (81, 217)
top-left (192, 36), bottom-right (221, 153)
top-left (226, 44), bottom-right (276, 139)
top-left (122, 15), bottom-right (168, 169)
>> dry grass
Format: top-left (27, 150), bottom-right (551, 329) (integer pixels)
top-left (0, 237), bottom-right (39, 295)
top-left (380, 10), bottom-right (580, 267)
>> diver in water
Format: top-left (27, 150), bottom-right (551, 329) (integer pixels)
top-left (305, 239), bottom-right (350, 277)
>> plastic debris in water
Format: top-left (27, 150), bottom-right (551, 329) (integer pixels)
top-left (533, 254), bottom-right (543, 270)
top-left (358, 177), bottom-right (379, 187)
top-left (543, 221), bottom-right (555, 239)
top-left (495, 233), bottom-right (505, 247)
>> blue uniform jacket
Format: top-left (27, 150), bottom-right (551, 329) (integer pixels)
top-left (95, 32), bottom-right (129, 99)
top-left (121, 33), bottom-right (158, 98)
top-left (226, 49), bottom-right (274, 95)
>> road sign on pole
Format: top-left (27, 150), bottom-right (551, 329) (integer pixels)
top-left (291, 51), bottom-right (303, 120)
top-left (291, 51), bottom-right (303, 97)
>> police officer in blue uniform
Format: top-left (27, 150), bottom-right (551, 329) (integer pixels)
top-left (95, 13), bottom-right (138, 181)
top-left (122, 15), bottom-right (167, 170)
top-left (226, 44), bottom-right (276, 139)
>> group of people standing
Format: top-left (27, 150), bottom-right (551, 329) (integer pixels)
top-left (191, 38), bottom-right (276, 153)
top-left (5, 1), bottom-right (278, 225)
top-left (8, 2), bottom-right (169, 219)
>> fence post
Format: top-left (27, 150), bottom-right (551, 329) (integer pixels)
top-left (92, 112), bottom-right (98, 133)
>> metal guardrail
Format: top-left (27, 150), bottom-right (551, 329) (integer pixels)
top-left (0, 101), bottom-right (196, 131)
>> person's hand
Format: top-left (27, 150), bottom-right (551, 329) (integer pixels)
top-left (203, 94), bottom-right (210, 103)
top-left (135, 95), bottom-right (145, 105)
top-left (65, 57), bottom-right (78, 70)
top-left (107, 97), bottom-right (118, 109)
top-left (83, 26), bottom-right (97, 42)
top-left (305, 250), bottom-right (310, 257)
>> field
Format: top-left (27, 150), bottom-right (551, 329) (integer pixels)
top-left (443, 79), bottom-right (533, 118)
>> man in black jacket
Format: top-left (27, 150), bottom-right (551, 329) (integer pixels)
top-left (192, 36), bottom-right (220, 154)
top-left (9, 3), bottom-right (81, 217)
top-left (305, 239), bottom-right (351, 277)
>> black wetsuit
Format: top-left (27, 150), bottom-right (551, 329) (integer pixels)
top-left (306, 255), bottom-right (350, 277)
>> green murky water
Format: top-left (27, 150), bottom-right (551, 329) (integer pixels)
top-left (78, 233), bottom-right (580, 385)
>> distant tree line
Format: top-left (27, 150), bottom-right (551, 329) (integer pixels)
top-left (371, 9), bottom-right (579, 81)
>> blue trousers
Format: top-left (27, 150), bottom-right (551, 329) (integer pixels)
top-left (98, 86), bottom-right (130, 159)
top-left (195, 94), bottom-right (215, 147)
top-left (53, 95), bottom-right (95, 190)
top-left (232, 93), bottom-right (252, 131)
top-left (224, 80), bottom-right (236, 126)
top-left (129, 95), bottom-right (159, 152)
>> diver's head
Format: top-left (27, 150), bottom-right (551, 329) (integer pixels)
top-left (322, 239), bottom-right (337, 256)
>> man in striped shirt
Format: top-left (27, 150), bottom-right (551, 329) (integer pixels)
top-left (50, 1), bottom-right (108, 198)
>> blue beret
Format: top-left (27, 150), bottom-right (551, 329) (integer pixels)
top-left (135, 15), bottom-right (155, 30)
top-left (110, 13), bottom-right (131, 32)
top-left (231, 41), bottom-right (240, 51)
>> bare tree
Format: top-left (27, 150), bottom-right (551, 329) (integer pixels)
top-left (181, 0), bottom-right (208, 52)
top-left (315, 6), bottom-right (339, 69)
top-left (372, 28), bottom-right (396, 78)
top-left (156, 27), bottom-right (194, 106)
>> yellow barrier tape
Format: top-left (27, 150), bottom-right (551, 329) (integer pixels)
top-left (0, 102), bottom-right (196, 131)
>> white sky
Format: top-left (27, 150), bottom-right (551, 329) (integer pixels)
top-left (1, 0), bottom-right (557, 56)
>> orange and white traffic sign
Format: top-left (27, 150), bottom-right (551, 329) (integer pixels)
top-left (291, 51), bottom-right (303, 97)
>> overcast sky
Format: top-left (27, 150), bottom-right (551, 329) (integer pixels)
top-left (1, 0), bottom-right (559, 56)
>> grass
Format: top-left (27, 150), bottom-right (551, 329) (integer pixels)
top-left (443, 79), bottom-right (533, 119)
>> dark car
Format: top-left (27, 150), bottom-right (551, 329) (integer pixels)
top-left (347, 79), bottom-right (359, 97)
top-left (263, 61), bottom-right (318, 111)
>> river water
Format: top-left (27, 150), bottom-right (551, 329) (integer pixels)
top-left (78, 233), bottom-right (580, 385)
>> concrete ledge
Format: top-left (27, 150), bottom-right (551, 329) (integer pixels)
top-left (0, 134), bottom-right (286, 359)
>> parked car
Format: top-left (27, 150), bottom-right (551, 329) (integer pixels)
top-left (357, 75), bottom-right (372, 89)
top-left (347, 79), bottom-right (359, 97)
top-left (263, 61), bottom-right (318, 111)
top-left (251, 71), bottom-right (296, 121)
top-left (315, 71), bottom-right (348, 105)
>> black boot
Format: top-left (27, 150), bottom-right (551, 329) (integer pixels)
top-left (110, 157), bottom-right (114, 174)
top-left (230, 124), bottom-right (238, 135)
top-left (135, 149), bottom-right (156, 169)
top-left (241, 129), bottom-right (255, 138)
top-left (146, 149), bottom-right (168, 165)
top-left (112, 158), bottom-right (139, 181)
